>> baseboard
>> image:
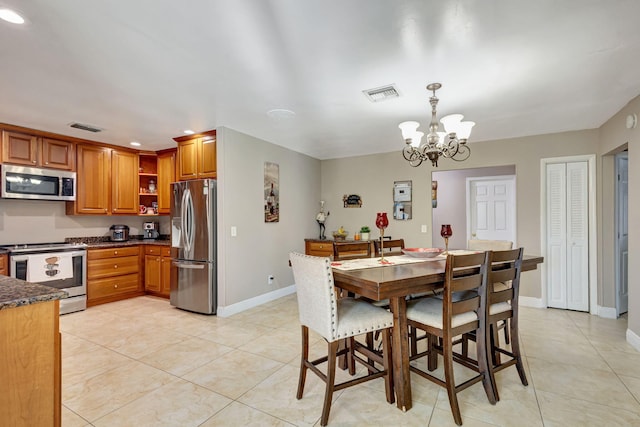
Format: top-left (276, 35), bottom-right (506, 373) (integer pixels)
top-left (216, 285), bottom-right (296, 317)
top-left (518, 296), bottom-right (545, 308)
top-left (627, 328), bottom-right (640, 352)
top-left (597, 305), bottom-right (617, 319)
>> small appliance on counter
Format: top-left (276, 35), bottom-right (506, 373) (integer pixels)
top-left (143, 221), bottom-right (160, 239)
top-left (110, 224), bottom-right (130, 242)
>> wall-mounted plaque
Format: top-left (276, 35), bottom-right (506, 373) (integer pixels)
top-left (343, 194), bottom-right (362, 208)
top-left (393, 180), bottom-right (412, 220)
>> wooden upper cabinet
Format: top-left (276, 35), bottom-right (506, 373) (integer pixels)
top-left (174, 130), bottom-right (216, 181)
top-left (157, 149), bottom-right (176, 214)
top-left (1, 130), bottom-right (75, 170)
top-left (72, 144), bottom-right (110, 214)
top-left (111, 150), bottom-right (139, 214)
top-left (69, 145), bottom-right (138, 215)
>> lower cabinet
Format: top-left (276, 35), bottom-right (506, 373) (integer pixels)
top-left (0, 253), bottom-right (7, 276)
top-left (87, 246), bottom-right (144, 306)
top-left (144, 245), bottom-right (172, 298)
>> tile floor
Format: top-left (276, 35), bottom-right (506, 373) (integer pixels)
top-left (60, 295), bottom-right (640, 426)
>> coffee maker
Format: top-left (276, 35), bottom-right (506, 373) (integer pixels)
top-left (143, 221), bottom-right (160, 239)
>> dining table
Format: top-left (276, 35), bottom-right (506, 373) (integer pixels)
top-left (331, 251), bottom-right (544, 412)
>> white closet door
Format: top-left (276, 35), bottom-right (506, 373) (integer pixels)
top-left (566, 161), bottom-right (589, 311)
top-left (547, 163), bottom-right (568, 309)
top-left (546, 161), bottom-right (589, 311)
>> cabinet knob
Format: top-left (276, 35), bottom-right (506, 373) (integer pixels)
top-left (32, 160), bottom-right (36, 164)
top-left (114, 264), bottom-right (118, 269)
top-left (45, 161), bottom-right (49, 165)
top-left (114, 284), bottom-right (118, 289)
top-left (114, 251), bottom-right (118, 255)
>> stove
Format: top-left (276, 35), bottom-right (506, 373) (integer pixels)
top-left (6, 242), bottom-right (87, 314)
top-left (4, 242), bottom-right (87, 254)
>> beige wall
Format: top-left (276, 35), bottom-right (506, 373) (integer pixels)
top-left (0, 199), bottom-right (170, 244)
top-left (598, 94), bottom-right (640, 340)
top-left (321, 129), bottom-right (600, 300)
top-left (216, 127), bottom-right (320, 307)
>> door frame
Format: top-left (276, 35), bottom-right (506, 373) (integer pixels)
top-left (540, 154), bottom-right (597, 315)
top-left (465, 175), bottom-right (517, 245)
top-left (615, 151), bottom-right (629, 316)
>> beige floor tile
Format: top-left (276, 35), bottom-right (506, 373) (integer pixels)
top-left (599, 349), bottom-right (640, 378)
top-left (520, 333), bottom-right (610, 371)
top-left (103, 326), bottom-right (191, 359)
top-left (587, 332), bottom-right (640, 354)
top-left (92, 379), bottom-right (232, 427)
top-left (197, 319), bottom-right (276, 348)
top-left (63, 345), bottom-right (132, 387)
top-left (183, 349), bottom-right (284, 399)
top-left (527, 357), bottom-right (640, 413)
top-left (536, 389), bottom-right (640, 427)
top-left (61, 405), bottom-right (91, 427)
top-left (61, 332), bottom-right (103, 356)
top-left (238, 326), bottom-right (301, 364)
top-left (200, 401), bottom-right (296, 426)
top-left (63, 359), bottom-right (176, 422)
top-left (619, 374), bottom-right (640, 402)
top-left (428, 407), bottom-right (500, 426)
top-left (140, 336), bottom-right (234, 377)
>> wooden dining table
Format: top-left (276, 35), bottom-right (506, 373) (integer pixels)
top-left (332, 254), bottom-right (544, 412)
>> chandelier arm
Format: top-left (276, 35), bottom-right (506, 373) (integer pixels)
top-left (402, 146), bottom-right (423, 167)
top-left (450, 144), bottom-right (471, 162)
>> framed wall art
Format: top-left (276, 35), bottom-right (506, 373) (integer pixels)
top-left (264, 162), bottom-right (279, 222)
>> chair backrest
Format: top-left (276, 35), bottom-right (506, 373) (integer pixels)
top-left (468, 239), bottom-right (513, 251)
top-left (374, 238), bottom-right (405, 256)
top-left (333, 241), bottom-right (372, 260)
top-left (488, 248), bottom-right (524, 309)
top-left (442, 251), bottom-right (491, 334)
top-left (289, 252), bottom-right (339, 341)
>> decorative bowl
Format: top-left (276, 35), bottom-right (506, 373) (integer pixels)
top-left (332, 231), bottom-right (349, 241)
top-left (402, 248), bottom-right (443, 258)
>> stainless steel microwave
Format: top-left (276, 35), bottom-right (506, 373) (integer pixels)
top-left (1, 164), bottom-right (76, 201)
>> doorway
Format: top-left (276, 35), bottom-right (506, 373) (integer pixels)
top-left (466, 175), bottom-right (516, 245)
top-left (616, 151), bottom-right (629, 316)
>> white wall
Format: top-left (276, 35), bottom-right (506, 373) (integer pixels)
top-left (216, 127), bottom-right (320, 308)
top-left (0, 199), bottom-right (170, 244)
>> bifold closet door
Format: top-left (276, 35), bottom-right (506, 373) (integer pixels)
top-left (546, 161), bottom-right (589, 311)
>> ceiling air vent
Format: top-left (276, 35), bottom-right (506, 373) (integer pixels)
top-left (69, 122), bottom-right (103, 133)
top-left (363, 84), bottom-right (400, 102)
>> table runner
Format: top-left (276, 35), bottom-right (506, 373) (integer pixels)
top-left (330, 250), bottom-right (480, 271)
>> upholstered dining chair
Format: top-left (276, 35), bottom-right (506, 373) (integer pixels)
top-left (373, 238), bottom-right (405, 257)
top-left (406, 251), bottom-right (496, 426)
top-left (289, 252), bottom-right (394, 426)
top-left (459, 248), bottom-right (528, 401)
top-left (467, 239), bottom-right (513, 344)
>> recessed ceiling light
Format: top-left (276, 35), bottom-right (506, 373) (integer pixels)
top-left (130, 141), bottom-right (141, 147)
top-left (0, 9), bottom-right (25, 24)
top-left (183, 130), bottom-right (195, 135)
top-left (267, 109), bottom-right (296, 119)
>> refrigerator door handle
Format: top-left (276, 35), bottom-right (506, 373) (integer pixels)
top-left (172, 261), bottom-right (205, 269)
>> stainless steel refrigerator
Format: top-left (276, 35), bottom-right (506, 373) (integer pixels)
top-left (170, 179), bottom-right (217, 314)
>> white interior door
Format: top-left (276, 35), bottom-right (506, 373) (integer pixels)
top-left (546, 161), bottom-right (589, 311)
top-left (616, 153), bottom-right (629, 315)
top-left (467, 176), bottom-right (516, 245)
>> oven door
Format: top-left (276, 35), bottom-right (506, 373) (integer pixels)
top-left (10, 250), bottom-right (87, 314)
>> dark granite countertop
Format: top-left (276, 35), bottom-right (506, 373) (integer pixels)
top-left (65, 236), bottom-right (170, 249)
top-left (0, 275), bottom-right (68, 311)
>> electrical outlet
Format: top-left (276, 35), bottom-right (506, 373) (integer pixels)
top-left (421, 224), bottom-right (428, 233)
top-left (268, 275), bottom-right (274, 285)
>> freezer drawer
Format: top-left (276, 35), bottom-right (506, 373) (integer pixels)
top-left (170, 259), bottom-right (216, 314)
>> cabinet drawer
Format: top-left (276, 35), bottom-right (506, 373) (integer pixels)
top-left (305, 241), bottom-right (333, 257)
top-left (144, 245), bottom-right (169, 256)
top-left (88, 273), bottom-right (140, 300)
top-left (88, 246), bottom-right (139, 260)
top-left (88, 255), bottom-right (139, 279)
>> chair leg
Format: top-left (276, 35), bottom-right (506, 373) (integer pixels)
top-left (365, 332), bottom-right (376, 373)
top-left (427, 333), bottom-right (438, 371)
top-left (509, 318), bottom-right (528, 386)
top-left (321, 340), bottom-right (339, 426)
top-left (503, 319), bottom-right (510, 344)
top-left (442, 335), bottom-right (463, 426)
top-left (480, 323), bottom-right (498, 403)
top-left (297, 325), bottom-right (309, 400)
top-left (492, 323), bottom-right (502, 365)
top-left (347, 337), bottom-right (356, 375)
top-left (409, 326), bottom-right (417, 357)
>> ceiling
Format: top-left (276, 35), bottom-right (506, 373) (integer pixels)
top-left (2, 1), bottom-right (640, 160)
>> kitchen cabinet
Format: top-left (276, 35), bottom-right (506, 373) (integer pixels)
top-left (157, 149), bottom-right (176, 214)
top-left (144, 245), bottom-right (172, 297)
top-left (67, 144), bottom-right (138, 215)
top-left (0, 299), bottom-right (62, 426)
top-left (0, 253), bottom-right (6, 276)
top-left (1, 129), bottom-right (75, 171)
top-left (174, 130), bottom-right (216, 181)
top-left (138, 153), bottom-right (158, 216)
top-left (87, 246), bottom-right (144, 306)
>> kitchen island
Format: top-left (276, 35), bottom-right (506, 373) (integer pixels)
top-left (0, 275), bottom-right (67, 427)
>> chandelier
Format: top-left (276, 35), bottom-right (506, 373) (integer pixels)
top-left (399, 83), bottom-right (474, 167)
